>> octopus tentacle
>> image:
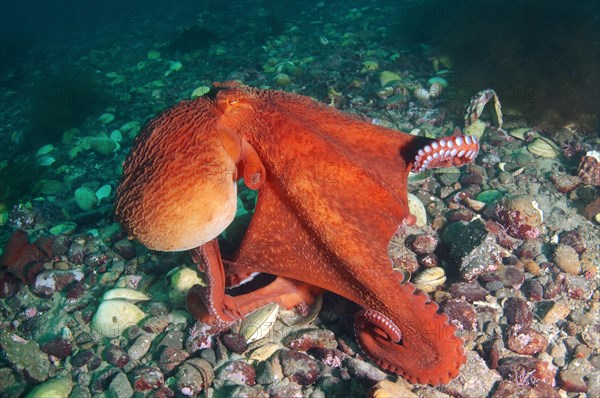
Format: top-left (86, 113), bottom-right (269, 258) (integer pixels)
top-left (355, 309), bottom-right (402, 343)
top-left (355, 282), bottom-right (466, 385)
top-left (412, 135), bottom-right (479, 172)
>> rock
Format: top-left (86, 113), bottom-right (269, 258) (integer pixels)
top-left (279, 350), bottom-right (319, 386)
top-left (343, 356), bottom-right (387, 384)
top-left (0, 331), bottom-right (52, 383)
top-left (583, 324), bottom-right (600, 350)
top-left (542, 301), bottom-right (571, 324)
top-left (268, 379), bottom-right (303, 398)
top-left (559, 230), bottom-right (587, 254)
top-left (158, 347), bottom-right (189, 373)
top-left (40, 338), bottom-right (72, 360)
top-left (493, 195), bottom-right (543, 240)
top-left (31, 269), bottom-right (84, 297)
top-left (442, 219), bottom-right (502, 280)
top-left (284, 329), bottom-right (338, 351)
top-left (25, 376), bottom-right (73, 397)
top-left (113, 239), bottom-right (137, 260)
top-left (504, 297), bottom-right (532, 326)
top-left (71, 349), bottom-right (95, 368)
top-left (221, 332), bottom-right (248, 354)
top-left (215, 360), bottom-right (256, 386)
top-left (140, 315), bottom-right (169, 334)
top-left (91, 299), bottom-right (146, 338)
top-left (565, 275), bottom-right (594, 299)
top-left (108, 372), bottom-right (134, 398)
top-left (133, 365), bottom-right (164, 392)
top-left (407, 234), bottom-right (437, 254)
top-left (444, 351), bottom-right (501, 398)
top-left (443, 299), bottom-right (477, 332)
top-left (449, 281), bottom-right (489, 301)
top-left (128, 333), bottom-right (154, 360)
top-left (106, 345), bottom-right (130, 368)
top-left (506, 325), bottom-right (549, 355)
top-left (554, 244), bottom-right (581, 275)
top-left (559, 367), bottom-right (589, 392)
top-left (175, 358), bottom-right (214, 396)
top-left (497, 356), bottom-right (556, 386)
top-left (549, 172), bottom-right (581, 193)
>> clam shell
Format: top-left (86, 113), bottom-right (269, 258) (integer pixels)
top-left (412, 267), bottom-right (446, 293)
top-left (247, 342), bottom-right (281, 362)
top-left (239, 303), bottom-right (279, 343)
top-left (102, 287), bottom-right (151, 302)
top-left (413, 87), bottom-right (430, 101)
top-left (527, 137), bottom-right (560, 158)
top-left (509, 128), bottom-right (538, 140)
top-left (429, 81), bottom-right (444, 98)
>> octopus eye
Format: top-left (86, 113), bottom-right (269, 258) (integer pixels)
top-left (228, 99), bottom-right (239, 107)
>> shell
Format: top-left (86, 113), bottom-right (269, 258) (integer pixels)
top-left (413, 87), bottom-right (430, 101)
top-left (367, 380), bottom-right (418, 398)
top-left (407, 193), bottom-right (427, 226)
top-left (578, 151), bottom-right (600, 186)
top-left (49, 222), bottom-right (77, 235)
top-left (102, 287), bottom-right (151, 302)
top-left (379, 71), bottom-right (402, 87)
top-left (25, 376), bottom-right (73, 397)
top-left (91, 299), bottom-right (146, 338)
top-left (247, 342), bottom-right (281, 362)
top-left (429, 81), bottom-right (445, 98)
top-left (412, 267), bottom-right (446, 293)
top-left (168, 267), bottom-right (206, 307)
top-left (239, 303), bottom-right (279, 343)
top-left (527, 137), bottom-right (560, 158)
top-left (508, 128), bottom-right (538, 141)
top-left (74, 187), bottom-right (99, 212)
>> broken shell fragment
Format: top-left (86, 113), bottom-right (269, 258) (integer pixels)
top-left (412, 267), bottom-right (446, 293)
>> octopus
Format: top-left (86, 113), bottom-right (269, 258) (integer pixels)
top-left (115, 81), bottom-right (480, 385)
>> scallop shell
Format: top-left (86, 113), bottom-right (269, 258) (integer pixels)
top-left (578, 151), bottom-right (600, 186)
top-left (239, 303), bottom-right (279, 343)
top-left (413, 87), bottom-right (430, 101)
top-left (412, 267), bottom-right (446, 293)
top-left (509, 128), bottom-right (539, 141)
top-left (527, 137), bottom-right (560, 158)
top-left (429, 81), bottom-right (444, 99)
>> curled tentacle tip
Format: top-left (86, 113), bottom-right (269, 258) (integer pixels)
top-left (412, 135), bottom-right (479, 173)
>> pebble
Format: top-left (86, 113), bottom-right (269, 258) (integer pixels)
top-left (268, 379), bottom-right (303, 398)
top-left (549, 172), bottom-right (581, 193)
top-left (442, 219), bottom-right (502, 280)
top-left (128, 333), bottom-right (154, 360)
top-left (506, 325), bottom-right (548, 355)
top-left (554, 244), bottom-right (581, 275)
top-left (113, 239), bottom-right (137, 260)
top-left (176, 358), bottom-right (214, 396)
top-left (215, 360), bottom-right (256, 386)
top-left (449, 281), bottom-right (489, 301)
top-left (565, 275), bottom-right (594, 299)
top-left (504, 297), bottom-right (532, 326)
top-left (40, 337), bottom-right (73, 359)
top-left (443, 351), bottom-right (501, 398)
top-left (542, 301), bottom-right (571, 324)
top-left (558, 358), bottom-right (592, 393)
top-left (108, 372), bottom-right (134, 398)
top-left (31, 269), bottom-right (85, 297)
top-left (133, 365), bottom-right (164, 392)
top-left (158, 347), bottom-right (189, 373)
top-left (140, 315), bottom-right (169, 334)
top-left (583, 324), bottom-right (600, 350)
top-left (279, 350), bottom-right (320, 386)
top-left (343, 356), bottom-right (387, 384)
top-left (497, 356), bottom-right (556, 386)
top-left (0, 331), bottom-right (52, 383)
top-left (559, 230), bottom-right (587, 254)
top-left (407, 234), bottom-right (437, 254)
top-left (106, 345), bottom-right (130, 368)
top-left (284, 329), bottom-right (338, 351)
top-left (443, 299), bottom-right (477, 332)
top-left (221, 331), bottom-right (248, 354)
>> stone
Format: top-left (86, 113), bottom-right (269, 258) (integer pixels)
top-left (31, 269), bottom-right (84, 297)
top-left (542, 301), bottom-right (571, 324)
top-left (284, 329), bottom-right (338, 351)
top-left (442, 219), bottom-right (502, 280)
top-left (554, 244), bottom-right (581, 275)
top-left (449, 281), bottom-right (489, 301)
top-left (0, 331), bottom-right (52, 383)
top-left (443, 299), bottom-right (478, 332)
top-left (158, 347), bottom-right (189, 373)
top-left (106, 345), bottom-right (130, 368)
top-left (40, 338), bottom-right (73, 359)
top-left (497, 356), bottom-right (556, 386)
top-left (108, 372), bottom-right (134, 398)
top-left (343, 356), bottom-right (387, 384)
top-left (133, 365), bottom-right (164, 392)
top-left (279, 350), bottom-right (319, 386)
top-left (215, 360), bottom-right (256, 386)
top-left (506, 325), bottom-right (549, 355)
top-left (549, 172), bottom-right (581, 193)
top-left (504, 297), bottom-right (533, 326)
top-left (443, 351), bottom-right (501, 398)
top-left (128, 333), bottom-right (154, 360)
